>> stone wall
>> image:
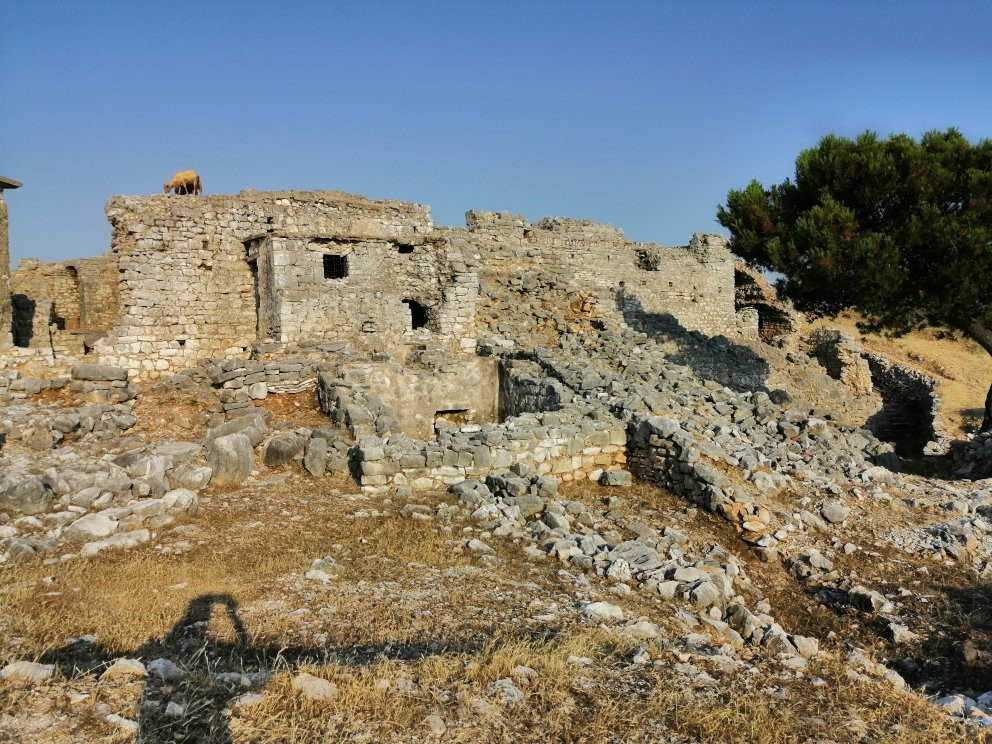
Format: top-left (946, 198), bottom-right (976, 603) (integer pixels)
top-left (72, 257), bottom-right (120, 334)
top-left (453, 212), bottom-right (736, 337)
top-left (733, 262), bottom-right (797, 343)
top-left (11, 259), bottom-right (81, 331)
top-left (0, 191), bottom-right (11, 348)
top-left (246, 233), bottom-right (478, 353)
top-left (354, 410), bottom-right (627, 492)
top-left (864, 353), bottom-right (945, 457)
top-left (332, 357), bottom-right (499, 440)
top-left (315, 356), bottom-right (625, 491)
top-left (94, 191), bottom-right (447, 377)
top-left (9, 255), bottom-right (119, 341)
top-left (10, 190), bottom-right (741, 379)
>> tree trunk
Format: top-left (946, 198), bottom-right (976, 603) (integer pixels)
top-left (961, 319), bottom-right (992, 433)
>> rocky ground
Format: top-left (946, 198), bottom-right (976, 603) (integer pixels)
top-left (1, 280), bottom-right (991, 742)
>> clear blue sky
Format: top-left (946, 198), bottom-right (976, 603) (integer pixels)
top-left (2, 1), bottom-right (991, 263)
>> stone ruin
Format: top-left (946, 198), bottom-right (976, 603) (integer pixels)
top-left (1, 190), bottom-right (741, 378)
top-left (0, 185), bottom-right (954, 461)
top-left (5, 183), bottom-right (992, 737)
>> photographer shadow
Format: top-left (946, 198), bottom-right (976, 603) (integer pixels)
top-left (39, 593), bottom-right (471, 742)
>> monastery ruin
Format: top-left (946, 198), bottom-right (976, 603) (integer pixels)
top-left (4, 182), bottom-right (992, 739)
top-left (0, 184), bottom-right (947, 459)
top-left (0, 189), bottom-right (745, 376)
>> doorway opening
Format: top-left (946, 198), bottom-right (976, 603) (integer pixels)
top-left (402, 299), bottom-right (429, 330)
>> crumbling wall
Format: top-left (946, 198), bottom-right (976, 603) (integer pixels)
top-left (335, 356), bottom-right (499, 440)
top-left (804, 329), bottom-right (875, 397)
top-left (804, 328), bottom-right (944, 457)
top-left (0, 191), bottom-right (11, 348)
top-left (864, 353), bottom-right (945, 457)
top-left (95, 191), bottom-right (445, 377)
top-left (11, 259), bottom-right (81, 330)
top-left (451, 212), bottom-right (736, 337)
top-left (247, 233), bottom-right (477, 352)
top-left (41, 190), bottom-right (741, 379)
top-left (734, 263), bottom-right (797, 343)
top-left (73, 257), bottom-right (120, 333)
top-left (9, 255), bottom-right (119, 344)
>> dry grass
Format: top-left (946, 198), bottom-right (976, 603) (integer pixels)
top-left (0, 477), bottom-right (466, 657)
top-left (228, 640), bottom-right (972, 744)
top-left (0, 474), bottom-right (984, 741)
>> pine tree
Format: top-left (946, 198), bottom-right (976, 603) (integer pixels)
top-left (718, 129), bottom-right (992, 430)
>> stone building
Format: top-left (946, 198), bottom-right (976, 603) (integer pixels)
top-left (4, 189), bottom-right (744, 378)
top-left (10, 256), bottom-right (119, 348)
top-left (0, 176), bottom-right (22, 349)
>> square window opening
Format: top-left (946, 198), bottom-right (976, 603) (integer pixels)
top-left (323, 254), bottom-right (348, 279)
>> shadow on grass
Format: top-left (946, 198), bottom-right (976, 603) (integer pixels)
top-left (39, 593), bottom-right (478, 743)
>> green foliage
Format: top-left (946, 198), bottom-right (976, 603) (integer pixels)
top-left (718, 129), bottom-right (992, 338)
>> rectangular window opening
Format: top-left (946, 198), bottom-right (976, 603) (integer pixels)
top-left (323, 254), bottom-right (348, 279)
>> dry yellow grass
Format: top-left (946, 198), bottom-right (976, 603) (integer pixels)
top-left (0, 475), bottom-right (984, 742)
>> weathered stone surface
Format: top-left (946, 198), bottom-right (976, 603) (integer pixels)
top-left (65, 513), bottom-right (119, 540)
top-left (0, 661), bottom-right (54, 683)
top-left (0, 475), bottom-right (52, 515)
top-left (205, 413), bottom-right (269, 448)
top-left (70, 364), bottom-right (128, 382)
top-left (820, 500), bottom-right (850, 524)
top-left (303, 437), bottom-right (328, 476)
top-left (292, 672), bottom-right (338, 701)
top-left (207, 433), bottom-right (253, 486)
top-left (580, 601), bottom-right (624, 622)
top-left (80, 529), bottom-right (151, 556)
top-left (262, 433), bottom-right (304, 468)
top-left (600, 469), bottom-right (632, 487)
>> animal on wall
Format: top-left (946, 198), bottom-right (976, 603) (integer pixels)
top-left (162, 170), bottom-right (202, 195)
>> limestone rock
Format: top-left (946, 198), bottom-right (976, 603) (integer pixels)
top-left (70, 364), bottom-right (128, 382)
top-left (580, 601), bottom-right (624, 622)
top-left (292, 672), bottom-right (338, 701)
top-left (80, 529), bottom-right (151, 556)
top-left (101, 658), bottom-right (147, 680)
top-left (65, 512), bottom-right (119, 540)
top-left (303, 437), bottom-right (328, 476)
top-left (262, 433), bottom-right (304, 468)
top-left (0, 661), bottom-right (54, 683)
top-left (820, 500), bottom-right (850, 524)
top-left (0, 475), bottom-right (53, 515)
top-left (207, 432), bottom-right (253, 486)
top-left (600, 469), bottom-right (632, 487)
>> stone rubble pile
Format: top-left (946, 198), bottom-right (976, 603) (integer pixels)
top-left (949, 431), bottom-right (992, 479)
top-left (450, 468), bottom-right (821, 663)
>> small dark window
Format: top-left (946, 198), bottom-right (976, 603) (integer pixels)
top-left (323, 254), bottom-right (348, 279)
top-left (397, 244), bottom-right (414, 254)
top-left (402, 299), bottom-right (428, 329)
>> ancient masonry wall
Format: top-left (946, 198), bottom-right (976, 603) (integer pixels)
top-left (9, 256), bottom-right (120, 341)
top-left (247, 233), bottom-right (477, 354)
top-left (332, 357), bottom-right (500, 440)
top-left (317, 358), bottom-right (626, 491)
top-left (864, 353), bottom-right (945, 457)
top-left (10, 190), bottom-right (739, 378)
top-left (356, 415), bottom-right (627, 492)
top-left (448, 211), bottom-right (736, 337)
top-left (0, 192), bottom-right (11, 348)
top-left (94, 191), bottom-right (442, 377)
top-left (733, 262), bottom-right (797, 343)
top-left (12, 259), bottom-right (81, 330)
